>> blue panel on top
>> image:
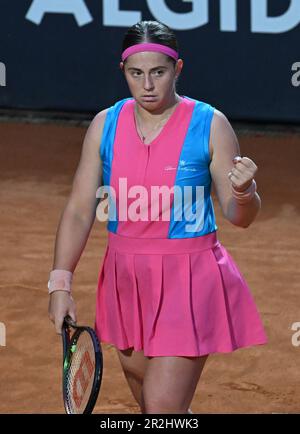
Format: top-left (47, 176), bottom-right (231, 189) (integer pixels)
top-left (168, 98), bottom-right (218, 238)
top-left (99, 98), bottom-right (131, 233)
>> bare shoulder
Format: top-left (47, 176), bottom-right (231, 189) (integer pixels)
top-left (88, 108), bottom-right (109, 141)
top-left (93, 108), bottom-right (109, 125)
top-left (82, 108), bottom-right (109, 157)
top-left (209, 109), bottom-right (237, 160)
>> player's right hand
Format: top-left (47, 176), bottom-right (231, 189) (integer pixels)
top-left (48, 291), bottom-right (77, 335)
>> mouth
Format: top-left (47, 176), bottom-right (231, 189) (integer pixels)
top-left (141, 95), bottom-right (157, 100)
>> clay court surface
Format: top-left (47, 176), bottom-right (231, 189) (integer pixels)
top-left (0, 118), bottom-right (299, 413)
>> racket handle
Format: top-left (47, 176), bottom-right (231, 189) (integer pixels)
top-left (64, 315), bottom-right (77, 327)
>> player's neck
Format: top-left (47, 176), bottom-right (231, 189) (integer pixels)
top-left (135, 93), bottom-right (181, 126)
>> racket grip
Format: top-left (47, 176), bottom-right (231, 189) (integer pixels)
top-left (64, 315), bottom-right (77, 327)
top-left (48, 269), bottom-right (73, 295)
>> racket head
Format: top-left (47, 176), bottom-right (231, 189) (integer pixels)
top-left (62, 316), bottom-right (103, 414)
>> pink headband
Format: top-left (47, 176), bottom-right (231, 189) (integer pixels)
top-left (121, 43), bottom-right (179, 62)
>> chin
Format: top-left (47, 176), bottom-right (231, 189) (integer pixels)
top-left (138, 97), bottom-right (162, 109)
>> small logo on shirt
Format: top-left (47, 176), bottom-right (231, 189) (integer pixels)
top-left (164, 165), bottom-right (177, 171)
top-left (164, 160), bottom-right (198, 172)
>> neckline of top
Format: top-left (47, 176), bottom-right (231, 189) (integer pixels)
top-left (130, 95), bottom-right (186, 147)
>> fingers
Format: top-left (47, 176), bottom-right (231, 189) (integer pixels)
top-left (67, 309), bottom-right (77, 325)
top-left (229, 157), bottom-right (244, 182)
top-left (232, 155), bottom-right (258, 171)
top-left (228, 155), bottom-right (258, 189)
top-left (55, 316), bottom-right (64, 335)
top-left (55, 309), bottom-right (76, 334)
top-left (48, 310), bottom-right (64, 335)
top-left (227, 170), bottom-right (240, 188)
top-left (48, 291), bottom-right (76, 335)
top-left (232, 156), bottom-right (249, 175)
top-left (228, 170), bottom-right (252, 189)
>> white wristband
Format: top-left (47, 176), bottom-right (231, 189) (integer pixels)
top-left (231, 179), bottom-right (257, 204)
top-left (48, 269), bottom-right (73, 295)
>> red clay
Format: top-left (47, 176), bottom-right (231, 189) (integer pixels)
top-left (0, 121), bottom-right (299, 413)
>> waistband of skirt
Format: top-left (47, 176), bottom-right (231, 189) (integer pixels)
top-left (107, 231), bottom-right (220, 254)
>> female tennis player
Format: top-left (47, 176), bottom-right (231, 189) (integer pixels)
top-left (48, 20), bottom-right (268, 414)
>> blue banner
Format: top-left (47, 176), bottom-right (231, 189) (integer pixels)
top-left (0, 0), bottom-right (299, 122)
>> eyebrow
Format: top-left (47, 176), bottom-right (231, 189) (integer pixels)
top-left (127, 66), bottom-right (168, 72)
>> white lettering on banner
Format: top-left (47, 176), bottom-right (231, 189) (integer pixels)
top-left (25, 0), bottom-right (93, 26)
top-left (0, 62), bottom-right (6, 87)
top-left (251, 0), bottom-right (300, 33)
top-left (147, 0), bottom-right (208, 31)
top-left (25, 0), bottom-right (300, 33)
top-left (0, 322), bottom-right (6, 347)
top-left (291, 62), bottom-right (300, 87)
top-left (220, 0), bottom-right (237, 32)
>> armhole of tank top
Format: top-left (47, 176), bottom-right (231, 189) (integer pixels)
top-left (99, 98), bottom-right (133, 160)
top-left (99, 106), bottom-right (113, 161)
top-left (203, 104), bottom-right (215, 165)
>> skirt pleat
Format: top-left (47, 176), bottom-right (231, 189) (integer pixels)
top-left (94, 233), bottom-right (267, 357)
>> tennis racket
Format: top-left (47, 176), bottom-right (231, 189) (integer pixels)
top-left (61, 315), bottom-right (103, 414)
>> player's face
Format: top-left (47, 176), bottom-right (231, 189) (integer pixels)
top-left (120, 52), bottom-right (182, 111)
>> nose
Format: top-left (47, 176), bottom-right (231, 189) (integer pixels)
top-left (143, 74), bottom-right (155, 91)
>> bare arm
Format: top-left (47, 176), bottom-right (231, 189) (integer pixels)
top-left (48, 108), bottom-right (107, 333)
top-left (209, 110), bottom-right (261, 228)
top-left (52, 109), bottom-right (108, 271)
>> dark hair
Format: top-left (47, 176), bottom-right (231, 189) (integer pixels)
top-left (122, 20), bottom-right (178, 66)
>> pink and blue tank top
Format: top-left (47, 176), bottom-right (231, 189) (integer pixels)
top-left (99, 95), bottom-right (218, 239)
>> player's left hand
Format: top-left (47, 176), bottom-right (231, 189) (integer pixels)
top-left (228, 156), bottom-right (258, 191)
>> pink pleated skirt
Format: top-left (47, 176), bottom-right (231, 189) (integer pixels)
top-left (94, 231), bottom-right (267, 357)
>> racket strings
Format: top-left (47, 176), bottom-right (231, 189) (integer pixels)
top-left (65, 330), bottom-right (96, 414)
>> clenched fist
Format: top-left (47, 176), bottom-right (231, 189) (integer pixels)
top-left (228, 156), bottom-right (258, 191)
